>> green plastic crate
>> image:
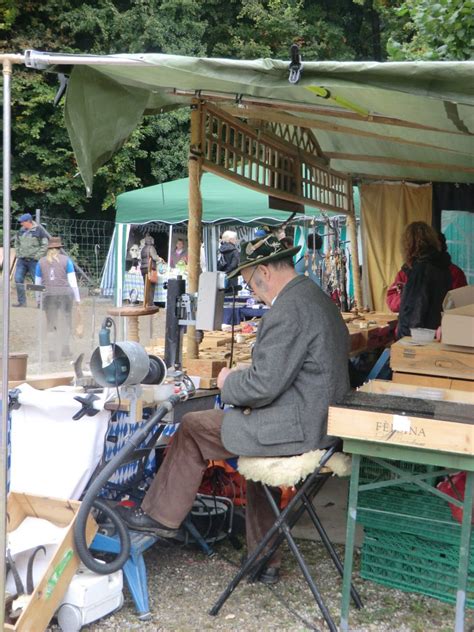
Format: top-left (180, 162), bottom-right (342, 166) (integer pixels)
top-left (358, 457), bottom-right (441, 487)
top-left (361, 528), bottom-right (474, 608)
top-left (357, 487), bottom-right (464, 546)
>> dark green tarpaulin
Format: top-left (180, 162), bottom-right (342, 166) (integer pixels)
top-left (56, 54), bottom-right (474, 193)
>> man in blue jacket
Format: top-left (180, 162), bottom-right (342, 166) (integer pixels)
top-left (13, 213), bottom-right (48, 307)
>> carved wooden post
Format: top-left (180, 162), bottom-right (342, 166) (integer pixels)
top-left (347, 183), bottom-right (363, 309)
top-left (187, 100), bottom-right (203, 359)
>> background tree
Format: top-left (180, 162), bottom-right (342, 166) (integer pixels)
top-left (385, 0), bottom-right (474, 60)
top-left (4, 0), bottom-right (469, 222)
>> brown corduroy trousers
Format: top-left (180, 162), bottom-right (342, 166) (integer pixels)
top-left (141, 408), bottom-right (281, 567)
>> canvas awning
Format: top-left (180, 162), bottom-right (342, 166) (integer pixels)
top-left (54, 53), bottom-right (474, 194)
top-left (115, 171), bottom-right (358, 225)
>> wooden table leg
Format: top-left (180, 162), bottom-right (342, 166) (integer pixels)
top-left (340, 453), bottom-right (361, 631)
top-left (455, 470), bottom-right (474, 632)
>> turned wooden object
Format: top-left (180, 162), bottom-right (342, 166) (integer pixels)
top-left (107, 305), bottom-right (159, 343)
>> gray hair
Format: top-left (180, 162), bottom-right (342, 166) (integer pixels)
top-left (221, 230), bottom-right (238, 243)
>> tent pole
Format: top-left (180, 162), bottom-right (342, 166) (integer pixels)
top-left (187, 101), bottom-right (203, 360)
top-left (0, 58), bottom-right (13, 629)
top-left (347, 183), bottom-right (363, 308)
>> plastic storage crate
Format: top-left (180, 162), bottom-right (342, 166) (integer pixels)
top-left (357, 487), bottom-right (464, 546)
top-left (361, 528), bottom-right (474, 608)
top-left (358, 456), bottom-right (441, 487)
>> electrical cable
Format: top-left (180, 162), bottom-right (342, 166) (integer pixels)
top-left (74, 395), bottom-right (181, 574)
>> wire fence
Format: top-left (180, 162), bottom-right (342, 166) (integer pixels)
top-left (42, 215), bottom-right (115, 286)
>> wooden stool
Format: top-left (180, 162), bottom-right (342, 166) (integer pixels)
top-left (107, 306), bottom-right (159, 343)
top-left (209, 444), bottom-right (363, 631)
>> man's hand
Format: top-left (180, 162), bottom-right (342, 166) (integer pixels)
top-left (217, 367), bottom-right (234, 390)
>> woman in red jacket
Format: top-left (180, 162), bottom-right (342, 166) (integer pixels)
top-left (386, 230), bottom-right (467, 313)
top-left (394, 223), bottom-right (452, 339)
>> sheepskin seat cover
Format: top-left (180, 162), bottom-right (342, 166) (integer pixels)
top-left (238, 450), bottom-right (351, 487)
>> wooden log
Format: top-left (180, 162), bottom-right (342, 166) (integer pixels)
top-left (346, 188), bottom-right (362, 309)
top-left (187, 99), bottom-right (203, 360)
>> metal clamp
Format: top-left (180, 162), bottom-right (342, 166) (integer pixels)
top-left (288, 44), bottom-right (303, 84)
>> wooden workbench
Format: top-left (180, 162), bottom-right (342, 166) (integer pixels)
top-left (329, 383), bottom-right (474, 632)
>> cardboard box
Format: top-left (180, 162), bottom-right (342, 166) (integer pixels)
top-left (442, 285), bottom-right (474, 310)
top-left (441, 285), bottom-right (474, 348)
top-left (5, 493), bottom-right (97, 632)
top-left (442, 304), bottom-right (474, 348)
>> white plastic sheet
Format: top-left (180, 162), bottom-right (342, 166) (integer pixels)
top-left (9, 384), bottom-right (111, 499)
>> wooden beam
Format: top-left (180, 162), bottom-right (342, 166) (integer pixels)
top-left (346, 185), bottom-right (362, 308)
top-left (325, 152), bottom-right (474, 175)
top-left (202, 161), bottom-right (351, 215)
top-left (187, 101), bottom-right (203, 360)
top-left (170, 89), bottom-right (472, 136)
top-left (220, 104), bottom-right (465, 156)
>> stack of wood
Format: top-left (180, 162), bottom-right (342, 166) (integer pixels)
top-left (146, 326), bottom-right (257, 389)
top-left (341, 311), bottom-right (398, 356)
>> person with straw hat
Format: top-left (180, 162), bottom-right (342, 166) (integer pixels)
top-left (117, 233), bottom-right (349, 583)
top-left (35, 236), bottom-right (81, 361)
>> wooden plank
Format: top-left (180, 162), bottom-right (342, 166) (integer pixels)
top-left (220, 104), bottom-right (458, 155)
top-left (328, 406), bottom-right (473, 455)
top-left (171, 89), bottom-right (467, 135)
top-left (7, 493), bottom-right (97, 632)
top-left (5, 372), bottom-right (74, 390)
top-left (184, 358), bottom-right (227, 378)
top-left (197, 377), bottom-right (218, 389)
top-left (325, 151), bottom-right (474, 175)
top-left (203, 161), bottom-right (350, 215)
top-left (393, 372), bottom-right (474, 393)
top-left (390, 338), bottom-right (474, 380)
top-left (360, 379), bottom-right (474, 405)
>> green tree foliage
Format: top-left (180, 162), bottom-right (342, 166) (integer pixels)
top-left (2, 0), bottom-right (470, 221)
top-left (1, 0), bottom-right (205, 218)
top-left (211, 0), bottom-right (384, 61)
top-left (386, 0), bottom-right (474, 60)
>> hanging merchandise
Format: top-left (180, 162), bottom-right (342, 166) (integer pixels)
top-left (322, 216), bottom-right (349, 312)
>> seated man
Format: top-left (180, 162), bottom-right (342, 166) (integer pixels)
top-left (118, 234), bottom-right (350, 582)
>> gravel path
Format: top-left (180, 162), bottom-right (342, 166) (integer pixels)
top-left (48, 538), bottom-right (472, 631)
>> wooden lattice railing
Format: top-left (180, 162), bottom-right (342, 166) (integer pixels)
top-left (201, 103), bottom-right (351, 214)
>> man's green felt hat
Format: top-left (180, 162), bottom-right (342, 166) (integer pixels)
top-left (228, 234), bottom-right (300, 279)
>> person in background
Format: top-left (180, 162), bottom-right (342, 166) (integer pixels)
top-left (294, 233), bottom-right (324, 287)
top-left (170, 238), bottom-right (188, 268)
top-left (386, 229), bottom-right (467, 312)
top-left (35, 237), bottom-right (80, 360)
top-left (217, 230), bottom-right (240, 288)
top-left (140, 234), bottom-right (164, 281)
top-left (438, 231), bottom-right (467, 288)
top-left (13, 213), bottom-right (49, 307)
top-left (396, 222), bottom-right (451, 339)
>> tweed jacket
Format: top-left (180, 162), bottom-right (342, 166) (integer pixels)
top-left (221, 275), bottom-right (350, 457)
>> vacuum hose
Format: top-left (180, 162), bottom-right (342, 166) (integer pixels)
top-left (74, 394), bottom-right (182, 574)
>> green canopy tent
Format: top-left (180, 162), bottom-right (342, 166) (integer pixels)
top-left (106, 171), bottom-right (360, 299)
top-left (116, 171), bottom-right (310, 225)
